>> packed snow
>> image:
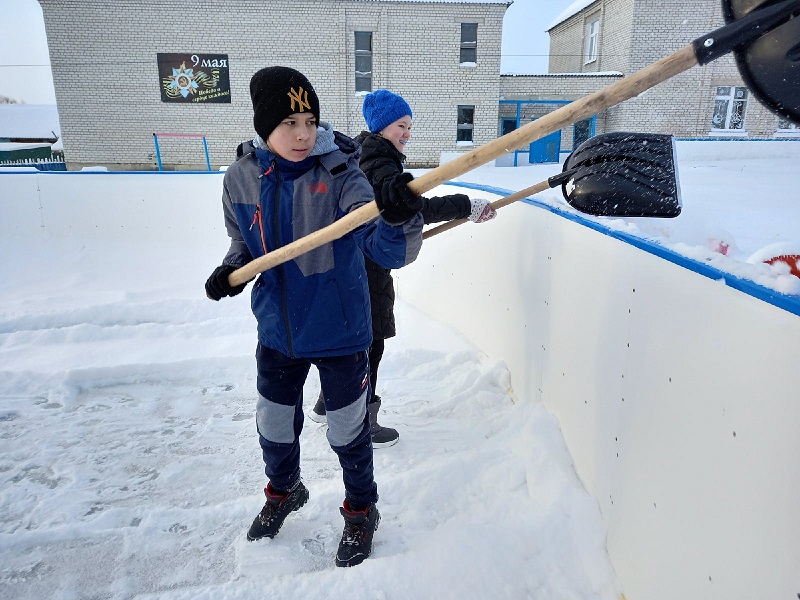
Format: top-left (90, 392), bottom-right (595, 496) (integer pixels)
top-left (1, 143), bottom-right (799, 599)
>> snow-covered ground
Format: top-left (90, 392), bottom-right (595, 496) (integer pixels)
top-left (0, 233), bottom-right (621, 599)
top-left (1, 144), bottom-right (799, 599)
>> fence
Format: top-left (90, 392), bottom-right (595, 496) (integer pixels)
top-left (0, 154), bottom-right (66, 171)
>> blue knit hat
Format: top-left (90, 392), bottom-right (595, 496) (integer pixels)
top-left (362, 89), bottom-right (413, 133)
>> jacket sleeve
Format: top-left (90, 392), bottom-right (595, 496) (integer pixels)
top-left (339, 167), bottom-right (423, 269)
top-left (221, 176), bottom-right (254, 268)
top-left (359, 150), bottom-right (402, 191)
top-left (420, 193), bottom-right (471, 224)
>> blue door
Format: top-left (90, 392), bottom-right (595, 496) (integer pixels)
top-left (529, 129), bottom-right (561, 163)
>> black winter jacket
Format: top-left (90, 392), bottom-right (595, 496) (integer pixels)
top-left (354, 131), bottom-right (471, 340)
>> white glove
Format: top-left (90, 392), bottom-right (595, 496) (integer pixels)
top-left (469, 198), bottom-right (497, 223)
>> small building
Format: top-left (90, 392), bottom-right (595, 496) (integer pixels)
top-left (0, 104), bottom-right (64, 169)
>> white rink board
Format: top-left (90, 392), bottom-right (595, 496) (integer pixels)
top-left (397, 193), bottom-right (800, 600)
top-left (0, 171), bottom-right (225, 241)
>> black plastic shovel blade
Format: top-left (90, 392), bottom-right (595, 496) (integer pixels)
top-left (723, 0), bottom-right (800, 125)
top-left (558, 132), bottom-right (682, 218)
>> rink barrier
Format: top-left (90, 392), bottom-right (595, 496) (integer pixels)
top-left (1, 169), bottom-right (799, 600)
top-left (396, 182), bottom-right (800, 600)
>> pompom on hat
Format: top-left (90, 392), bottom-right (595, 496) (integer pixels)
top-left (250, 66), bottom-right (320, 141)
top-left (362, 89), bottom-right (413, 133)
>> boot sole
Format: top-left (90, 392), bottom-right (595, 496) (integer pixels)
top-left (372, 435), bottom-right (399, 449)
top-left (335, 551), bottom-right (370, 567)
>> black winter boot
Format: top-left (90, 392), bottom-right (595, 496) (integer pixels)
top-left (335, 501), bottom-right (380, 567)
top-left (247, 481), bottom-right (309, 541)
top-left (309, 390), bottom-right (327, 424)
top-left (369, 396), bottom-right (399, 448)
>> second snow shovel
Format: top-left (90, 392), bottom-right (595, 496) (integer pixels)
top-left (228, 0), bottom-right (800, 286)
top-left (424, 132), bottom-right (681, 239)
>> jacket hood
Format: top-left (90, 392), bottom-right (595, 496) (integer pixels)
top-left (248, 121), bottom-right (338, 157)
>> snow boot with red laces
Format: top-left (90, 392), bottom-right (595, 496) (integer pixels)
top-left (335, 500), bottom-right (380, 567)
top-left (247, 481), bottom-right (309, 541)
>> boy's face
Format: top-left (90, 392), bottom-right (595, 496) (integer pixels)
top-left (267, 113), bottom-right (318, 161)
top-left (380, 116), bottom-right (412, 154)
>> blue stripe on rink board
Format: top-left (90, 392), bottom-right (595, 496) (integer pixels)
top-left (444, 181), bottom-right (800, 318)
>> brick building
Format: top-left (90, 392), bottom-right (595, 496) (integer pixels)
top-left (38, 0), bottom-right (510, 170)
top-left (38, 0), bottom-right (797, 170)
top-left (542, 0), bottom-right (799, 139)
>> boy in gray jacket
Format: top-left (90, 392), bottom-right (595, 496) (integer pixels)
top-left (205, 66), bottom-right (423, 567)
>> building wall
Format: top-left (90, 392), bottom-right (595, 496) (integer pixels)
top-left (545, 0), bottom-right (789, 138)
top-left (499, 74), bottom-right (623, 150)
top-left (38, 0), bottom-right (508, 170)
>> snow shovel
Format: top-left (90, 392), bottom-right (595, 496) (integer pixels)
top-left (228, 0), bottom-right (800, 286)
top-left (423, 131), bottom-right (681, 239)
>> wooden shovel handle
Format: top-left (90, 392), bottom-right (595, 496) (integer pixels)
top-left (229, 43), bottom-right (698, 285)
top-left (408, 44), bottom-right (697, 196)
top-left (228, 201), bottom-right (380, 286)
top-left (423, 180), bottom-right (552, 240)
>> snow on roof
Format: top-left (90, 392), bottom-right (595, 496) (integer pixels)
top-left (501, 71), bottom-right (623, 77)
top-left (0, 142), bottom-right (52, 151)
top-left (0, 104), bottom-right (61, 141)
top-left (547, 0), bottom-right (600, 31)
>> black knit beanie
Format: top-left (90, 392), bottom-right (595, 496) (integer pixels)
top-left (249, 66), bottom-right (320, 141)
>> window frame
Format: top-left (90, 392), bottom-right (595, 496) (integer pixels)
top-left (584, 17), bottom-right (600, 65)
top-left (354, 31), bottom-right (373, 94)
top-left (710, 85), bottom-right (749, 134)
top-left (459, 22), bottom-right (478, 65)
top-left (457, 105), bottom-right (475, 144)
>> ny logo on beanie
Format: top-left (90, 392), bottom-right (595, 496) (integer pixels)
top-left (287, 87), bottom-right (311, 113)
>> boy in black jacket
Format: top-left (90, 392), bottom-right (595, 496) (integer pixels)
top-left (310, 89), bottom-right (496, 447)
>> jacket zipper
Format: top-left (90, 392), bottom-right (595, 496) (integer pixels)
top-left (252, 164), bottom-right (274, 255)
top-left (271, 161), bottom-right (294, 357)
top-left (249, 205), bottom-right (267, 255)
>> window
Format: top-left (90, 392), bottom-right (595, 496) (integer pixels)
top-left (457, 105), bottom-right (474, 143)
top-left (584, 18), bottom-right (600, 64)
top-left (500, 118), bottom-right (517, 136)
top-left (355, 31), bottom-right (372, 93)
top-left (776, 117), bottom-right (800, 137)
top-left (711, 86), bottom-right (748, 131)
top-left (460, 23), bottom-right (477, 64)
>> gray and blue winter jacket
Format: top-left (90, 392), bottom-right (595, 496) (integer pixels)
top-left (220, 123), bottom-right (423, 358)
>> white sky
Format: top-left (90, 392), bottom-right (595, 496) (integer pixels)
top-left (0, 0), bottom-right (576, 105)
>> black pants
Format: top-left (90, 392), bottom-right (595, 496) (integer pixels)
top-left (255, 344), bottom-right (378, 507)
top-left (367, 338), bottom-right (385, 403)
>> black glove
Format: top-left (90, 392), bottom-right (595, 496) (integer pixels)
top-left (376, 172), bottom-right (423, 225)
top-left (205, 264), bottom-right (247, 301)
